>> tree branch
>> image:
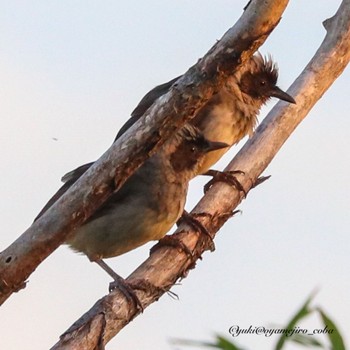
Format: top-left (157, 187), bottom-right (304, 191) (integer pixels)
top-left (0, 0), bottom-right (289, 305)
top-left (51, 0), bottom-right (350, 348)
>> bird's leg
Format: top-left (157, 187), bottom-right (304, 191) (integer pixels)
top-left (94, 259), bottom-right (143, 311)
top-left (96, 259), bottom-right (175, 303)
top-left (177, 210), bottom-right (215, 252)
top-left (203, 169), bottom-right (246, 196)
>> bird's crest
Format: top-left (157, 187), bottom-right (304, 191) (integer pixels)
top-left (249, 52), bottom-right (279, 85)
top-left (177, 124), bottom-right (204, 142)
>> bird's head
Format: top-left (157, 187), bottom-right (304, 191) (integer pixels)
top-left (239, 53), bottom-right (296, 104)
top-left (169, 125), bottom-right (228, 175)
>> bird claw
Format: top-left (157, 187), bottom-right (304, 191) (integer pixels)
top-left (109, 277), bottom-right (144, 312)
top-left (243, 0), bottom-right (252, 11)
top-left (93, 259), bottom-right (143, 311)
top-left (219, 209), bottom-right (242, 222)
top-left (128, 278), bottom-right (180, 301)
top-left (177, 210), bottom-right (215, 252)
top-left (203, 169), bottom-right (246, 196)
top-left (252, 175), bottom-right (271, 189)
top-left (150, 235), bottom-right (193, 258)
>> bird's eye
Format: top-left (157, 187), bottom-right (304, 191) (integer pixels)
top-left (260, 80), bottom-right (266, 86)
top-left (191, 146), bottom-right (196, 152)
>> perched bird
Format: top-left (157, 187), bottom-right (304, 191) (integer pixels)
top-left (35, 126), bottom-right (228, 285)
top-left (116, 53), bottom-right (296, 176)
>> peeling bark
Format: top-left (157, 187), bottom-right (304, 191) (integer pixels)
top-left (0, 0), bottom-right (289, 306)
top-left (51, 0), bottom-right (349, 349)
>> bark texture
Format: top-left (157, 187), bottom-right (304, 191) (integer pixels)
top-left (52, 0), bottom-right (350, 349)
top-left (0, 0), bottom-right (288, 306)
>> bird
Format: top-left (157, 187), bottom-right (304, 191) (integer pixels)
top-left (116, 53), bottom-right (296, 178)
top-left (35, 125), bottom-right (228, 298)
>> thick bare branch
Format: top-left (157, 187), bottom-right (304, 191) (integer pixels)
top-left (52, 0), bottom-right (350, 348)
top-left (0, 0), bottom-right (288, 305)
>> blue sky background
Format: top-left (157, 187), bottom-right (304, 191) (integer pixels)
top-left (0, 1), bottom-right (349, 349)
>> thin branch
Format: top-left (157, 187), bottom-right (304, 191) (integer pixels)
top-left (52, 0), bottom-right (350, 348)
top-left (0, 0), bottom-right (288, 305)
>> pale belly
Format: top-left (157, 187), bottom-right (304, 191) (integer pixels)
top-left (67, 192), bottom-right (184, 260)
top-left (194, 103), bottom-right (254, 173)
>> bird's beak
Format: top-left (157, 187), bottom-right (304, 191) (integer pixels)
top-left (271, 86), bottom-right (296, 104)
top-left (206, 141), bottom-right (230, 152)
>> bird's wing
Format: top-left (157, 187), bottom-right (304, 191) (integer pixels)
top-left (34, 162), bottom-right (94, 221)
top-left (35, 76), bottom-right (181, 221)
top-left (114, 75), bottom-right (182, 141)
top-left (60, 163), bottom-right (94, 183)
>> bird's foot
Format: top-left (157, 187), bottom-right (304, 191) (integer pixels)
top-left (150, 235), bottom-right (193, 258)
top-left (128, 278), bottom-right (179, 300)
top-left (177, 210), bottom-right (215, 252)
top-left (94, 259), bottom-right (143, 311)
top-left (203, 169), bottom-right (246, 196)
top-left (109, 277), bottom-right (144, 312)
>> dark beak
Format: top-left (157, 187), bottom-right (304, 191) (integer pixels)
top-left (271, 86), bottom-right (296, 104)
top-left (206, 141), bottom-right (230, 152)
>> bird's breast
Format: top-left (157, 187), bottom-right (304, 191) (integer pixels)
top-left (201, 103), bottom-right (255, 144)
top-left (66, 176), bottom-right (187, 260)
top-left (193, 101), bottom-right (256, 173)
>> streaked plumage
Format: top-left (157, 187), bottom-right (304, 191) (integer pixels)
top-left (117, 53), bottom-right (295, 174)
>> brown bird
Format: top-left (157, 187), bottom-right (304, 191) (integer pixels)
top-left (116, 53), bottom-right (295, 176)
top-left (35, 125), bottom-right (227, 304)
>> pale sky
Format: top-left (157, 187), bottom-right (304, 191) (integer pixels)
top-left (0, 1), bottom-right (349, 349)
